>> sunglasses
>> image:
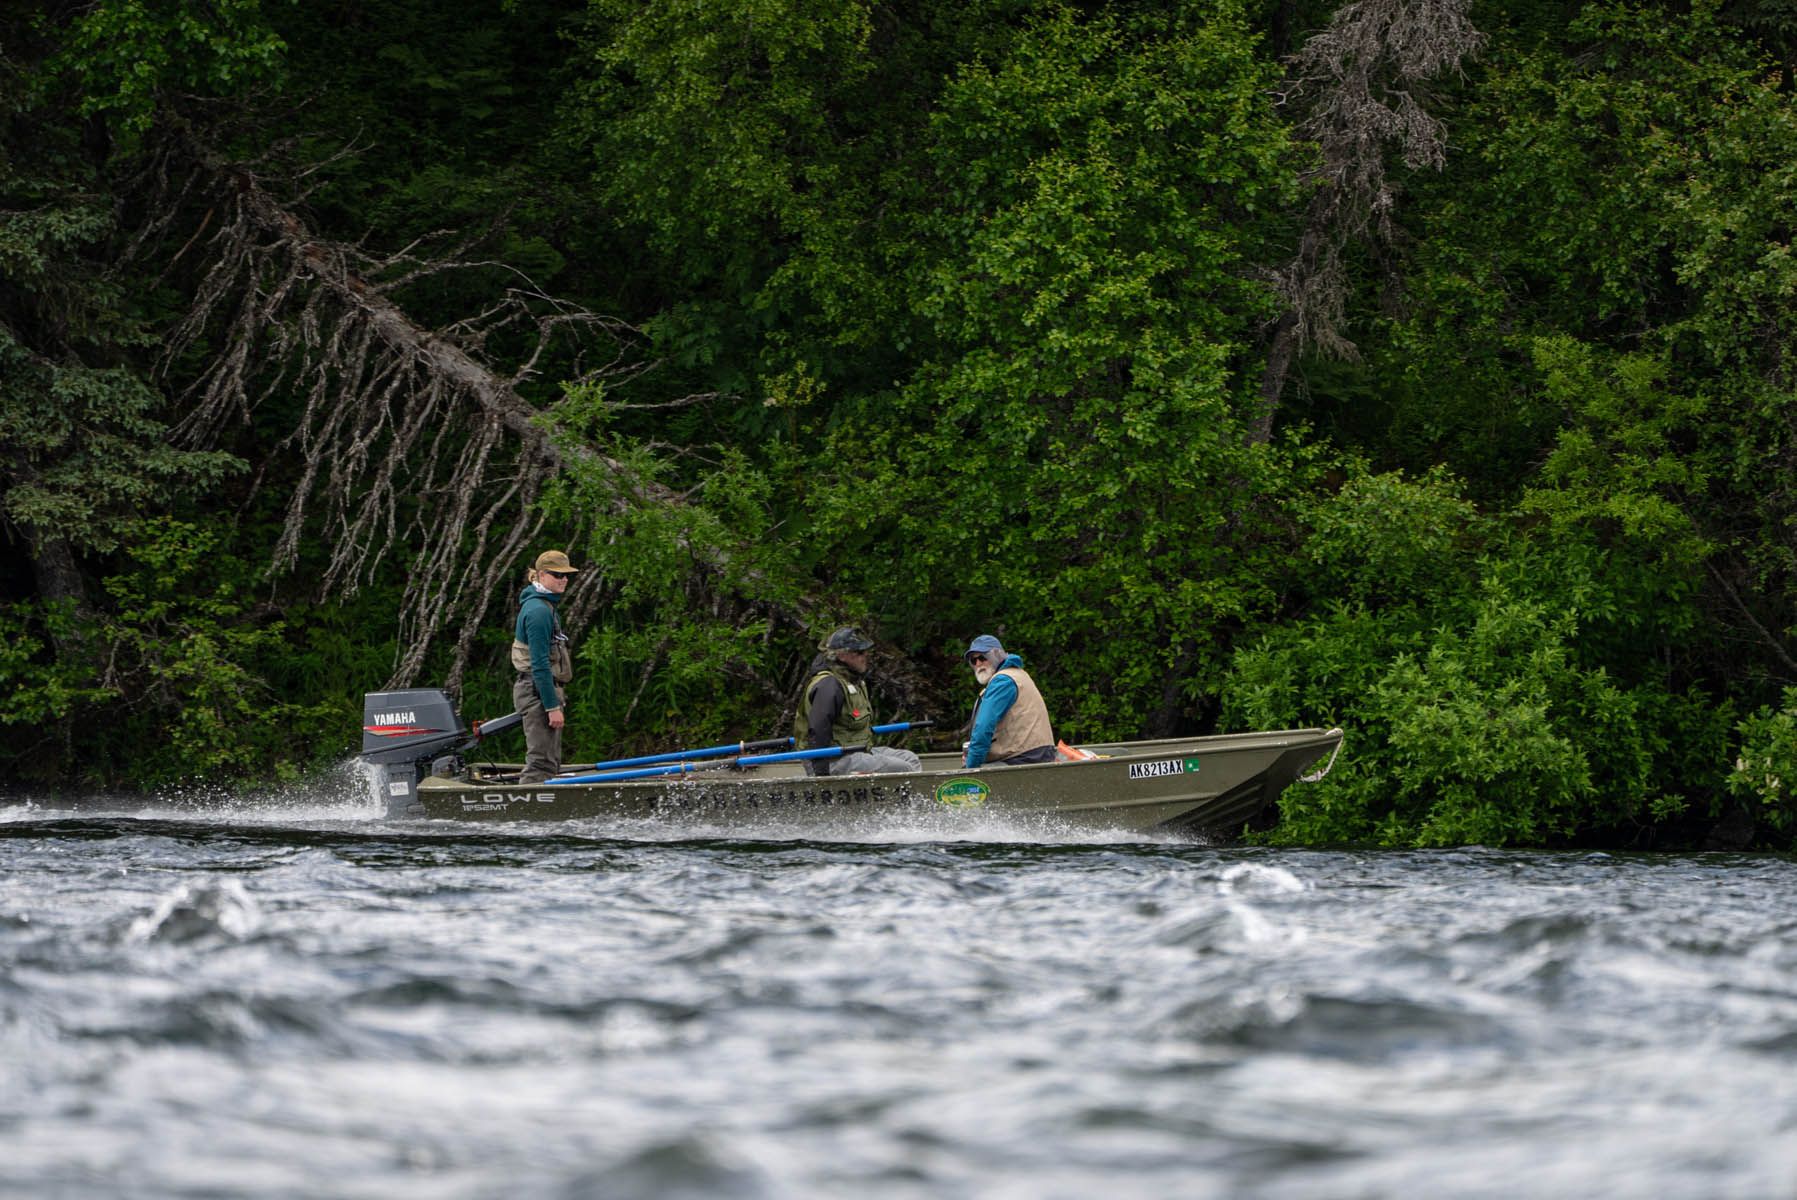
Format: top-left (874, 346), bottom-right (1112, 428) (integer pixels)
top-left (543, 570), bottom-right (574, 579)
top-left (966, 651), bottom-right (992, 665)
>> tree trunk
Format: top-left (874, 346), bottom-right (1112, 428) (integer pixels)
top-left (1252, 311), bottom-right (1300, 446)
top-left (29, 532), bottom-right (90, 659)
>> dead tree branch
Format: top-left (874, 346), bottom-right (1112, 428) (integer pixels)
top-left (1253, 0), bottom-right (1485, 444)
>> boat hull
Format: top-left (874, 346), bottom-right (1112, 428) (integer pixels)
top-left (410, 727), bottom-right (1343, 839)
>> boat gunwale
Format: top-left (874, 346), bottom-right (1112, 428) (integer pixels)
top-left (429, 727), bottom-right (1343, 793)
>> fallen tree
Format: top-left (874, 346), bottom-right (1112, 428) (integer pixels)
top-left (141, 128), bottom-right (814, 696)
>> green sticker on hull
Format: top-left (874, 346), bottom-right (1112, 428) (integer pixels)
top-left (935, 778), bottom-right (990, 808)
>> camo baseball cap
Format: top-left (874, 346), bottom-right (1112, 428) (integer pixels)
top-left (822, 627), bottom-right (875, 652)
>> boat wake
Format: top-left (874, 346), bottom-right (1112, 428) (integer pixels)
top-left (522, 808), bottom-right (1191, 846)
top-left (0, 757), bottom-right (386, 826)
top-left (1, 759), bottom-right (1193, 845)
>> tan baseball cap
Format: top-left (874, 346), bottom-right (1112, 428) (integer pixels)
top-left (533, 549), bottom-right (579, 574)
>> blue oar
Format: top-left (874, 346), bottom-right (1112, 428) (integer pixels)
top-left (573, 736), bottom-right (794, 773)
top-left (549, 720), bottom-right (935, 786)
top-left (568, 721), bottom-right (930, 773)
top-left (551, 745), bottom-right (845, 784)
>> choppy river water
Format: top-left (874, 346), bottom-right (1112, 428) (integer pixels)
top-left (3, 771), bottom-right (1795, 1199)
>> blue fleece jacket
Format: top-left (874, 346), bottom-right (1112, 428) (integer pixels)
top-left (965, 652), bottom-right (1026, 767)
top-left (514, 582), bottom-right (564, 710)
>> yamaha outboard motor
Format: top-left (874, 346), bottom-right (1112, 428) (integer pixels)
top-left (361, 689), bottom-right (521, 817)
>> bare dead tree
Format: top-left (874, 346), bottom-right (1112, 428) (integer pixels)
top-left (137, 128), bottom-right (813, 693)
top-left (1254, 0), bottom-right (1486, 444)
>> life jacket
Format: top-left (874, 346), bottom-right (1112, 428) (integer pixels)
top-left (980, 665), bottom-right (1055, 761)
top-left (794, 663), bottom-right (874, 749)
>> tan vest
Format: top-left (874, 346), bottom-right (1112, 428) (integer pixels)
top-left (986, 666), bottom-right (1055, 761)
top-left (510, 638), bottom-right (573, 684)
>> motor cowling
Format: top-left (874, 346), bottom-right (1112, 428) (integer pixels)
top-left (362, 688), bottom-right (469, 764)
top-left (362, 688), bottom-right (535, 817)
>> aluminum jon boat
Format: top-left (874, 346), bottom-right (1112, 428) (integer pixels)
top-left (360, 689), bottom-right (1344, 839)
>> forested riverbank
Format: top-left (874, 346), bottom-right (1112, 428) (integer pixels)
top-left (6, 0), bottom-right (1797, 849)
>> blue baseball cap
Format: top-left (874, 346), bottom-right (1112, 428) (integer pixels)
top-left (965, 634), bottom-right (1003, 663)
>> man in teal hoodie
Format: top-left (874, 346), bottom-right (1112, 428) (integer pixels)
top-left (511, 549), bottom-right (578, 782)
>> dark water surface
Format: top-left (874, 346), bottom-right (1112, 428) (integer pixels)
top-left (4, 774), bottom-right (1795, 1199)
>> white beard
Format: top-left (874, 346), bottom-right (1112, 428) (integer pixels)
top-left (973, 663), bottom-right (996, 685)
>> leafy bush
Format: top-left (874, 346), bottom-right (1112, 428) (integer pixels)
top-left (1222, 466), bottom-right (1726, 847)
top-left (0, 521), bottom-right (340, 787)
top-left (1728, 691), bottom-right (1797, 841)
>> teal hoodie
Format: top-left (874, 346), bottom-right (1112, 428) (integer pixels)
top-left (514, 582), bottom-right (565, 710)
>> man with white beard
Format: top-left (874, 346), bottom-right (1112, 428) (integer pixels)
top-left (961, 634), bottom-right (1058, 769)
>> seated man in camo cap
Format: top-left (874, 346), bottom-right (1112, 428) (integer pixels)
top-left (793, 627), bottom-right (923, 776)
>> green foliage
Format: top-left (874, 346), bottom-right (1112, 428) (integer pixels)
top-left (1227, 577), bottom-right (1710, 849)
top-left (93, 521), bottom-right (317, 781)
top-left (552, 1), bottom-right (1302, 745)
top-left (1517, 338), bottom-right (1713, 651)
top-left (52, 0), bottom-right (289, 134)
top-left (534, 407), bottom-right (810, 752)
top-left (1, 40), bottom-right (246, 556)
top-left (1225, 0), bottom-right (1794, 845)
top-left (1728, 689), bottom-right (1797, 839)
top-left (580, 0), bottom-right (877, 250)
top-left (1348, 0), bottom-right (1797, 497)
top-left (0, 521), bottom-right (339, 786)
top-left (1222, 463), bottom-right (1729, 847)
top-left (0, 328), bottom-right (243, 553)
top-left (1302, 466), bottom-right (1481, 605)
top-left (803, 2), bottom-right (1301, 736)
top-left (0, 600), bottom-right (113, 728)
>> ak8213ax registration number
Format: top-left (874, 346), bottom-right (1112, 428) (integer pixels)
top-left (1128, 758), bottom-right (1186, 779)
top-left (1128, 757), bottom-right (1199, 780)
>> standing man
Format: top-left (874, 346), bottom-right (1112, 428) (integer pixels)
top-left (794, 627), bottom-right (923, 776)
top-left (512, 549), bottom-right (579, 783)
top-left (962, 634), bottom-right (1057, 768)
